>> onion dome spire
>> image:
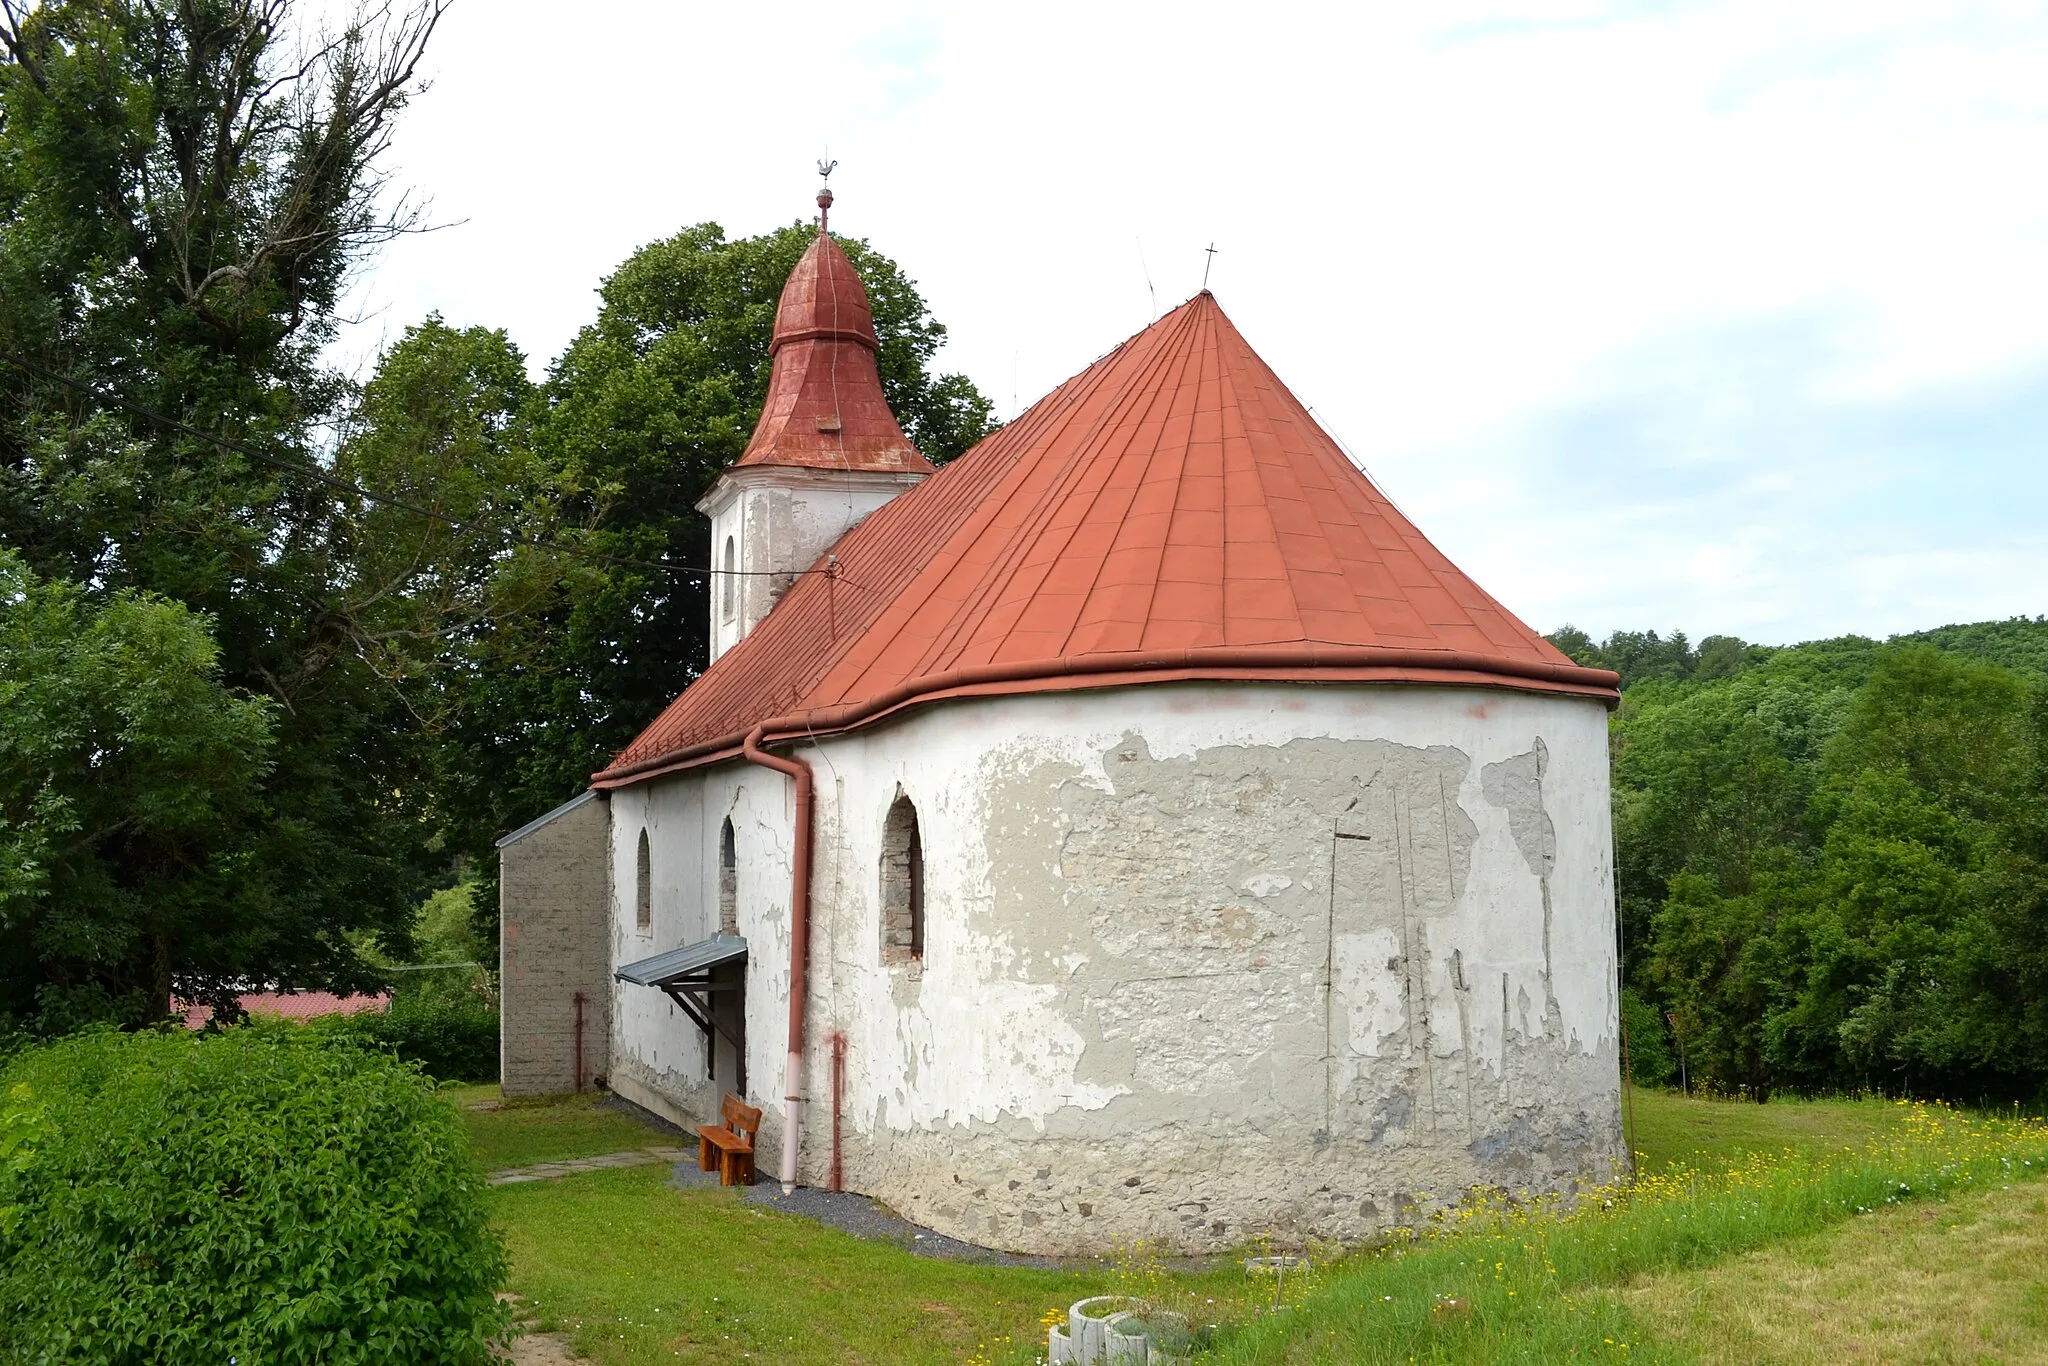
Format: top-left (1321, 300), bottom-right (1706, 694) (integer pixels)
top-left (734, 186), bottom-right (930, 474)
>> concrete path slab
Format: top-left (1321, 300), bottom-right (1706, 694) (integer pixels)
top-left (488, 1146), bottom-right (689, 1186)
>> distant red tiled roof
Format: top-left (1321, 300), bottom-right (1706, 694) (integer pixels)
top-left (733, 230), bottom-right (931, 475)
top-left (177, 991), bottom-right (389, 1029)
top-left (596, 292), bottom-right (1617, 786)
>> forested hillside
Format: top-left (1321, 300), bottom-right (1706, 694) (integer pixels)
top-left (1549, 618), bottom-right (2048, 1101)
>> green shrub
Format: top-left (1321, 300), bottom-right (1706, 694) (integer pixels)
top-left (0, 1025), bottom-right (508, 1363)
top-left (326, 989), bottom-right (500, 1083)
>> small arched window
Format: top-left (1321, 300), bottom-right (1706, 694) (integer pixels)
top-left (721, 536), bottom-right (737, 622)
top-left (880, 793), bottom-right (924, 964)
top-left (718, 817), bottom-right (738, 935)
top-left (635, 828), bottom-right (652, 931)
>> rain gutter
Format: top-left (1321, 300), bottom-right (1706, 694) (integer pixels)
top-left (592, 644), bottom-right (1622, 790)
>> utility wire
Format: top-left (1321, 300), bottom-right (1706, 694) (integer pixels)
top-left (0, 348), bottom-right (824, 584)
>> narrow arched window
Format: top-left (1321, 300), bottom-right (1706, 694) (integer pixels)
top-left (721, 536), bottom-right (737, 621)
top-left (635, 828), bottom-right (652, 930)
top-left (880, 793), bottom-right (924, 964)
top-left (718, 817), bottom-right (738, 935)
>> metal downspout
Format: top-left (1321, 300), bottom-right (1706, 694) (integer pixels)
top-left (742, 723), bottom-right (814, 1193)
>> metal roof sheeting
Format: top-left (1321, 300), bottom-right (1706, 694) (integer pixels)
top-left (614, 933), bottom-right (748, 987)
top-left (734, 231), bottom-right (930, 475)
top-left (597, 291), bottom-right (1619, 787)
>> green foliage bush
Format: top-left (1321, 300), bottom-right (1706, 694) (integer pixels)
top-left (325, 989), bottom-right (501, 1084)
top-left (0, 1025), bottom-right (508, 1363)
top-left (325, 881), bottom-right (501, 1082)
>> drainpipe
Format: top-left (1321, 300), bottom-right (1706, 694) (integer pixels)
top-left (573, 991), bottom-right (587, 1093)
top-left (742, 723), bottom-right (814, 1193)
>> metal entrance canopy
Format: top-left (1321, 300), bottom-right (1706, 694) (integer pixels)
top-left (616, 933), bottom-right (747, 1093)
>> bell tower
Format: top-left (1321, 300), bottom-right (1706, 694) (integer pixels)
top-left (699, 183), bottom-right (934, 662)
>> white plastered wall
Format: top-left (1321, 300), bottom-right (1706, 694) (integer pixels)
top-left (699, 466), bottom-right (926, 662)
top-left (611, 681), bottom-right (1622, 1254)
top-left (604, 764), bottom-right (798, 1140)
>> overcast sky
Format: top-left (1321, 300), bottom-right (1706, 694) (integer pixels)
top-left (332, 0), bottom-right (2048, 647)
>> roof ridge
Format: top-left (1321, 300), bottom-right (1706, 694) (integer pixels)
top-left (808, 306), bottom-right (1201, 688)
top-left (917, 300), bottom-right (1210, 672)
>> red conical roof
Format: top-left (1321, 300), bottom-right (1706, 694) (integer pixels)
top-left (734, 231), bottom-right (931, 474)
top-left (599, 293), bottom-right (1616, 785)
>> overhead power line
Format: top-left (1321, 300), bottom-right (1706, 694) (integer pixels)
top-left (0, 349), bottom-right (821, 584)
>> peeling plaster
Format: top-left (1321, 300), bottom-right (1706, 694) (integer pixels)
top-left (606, 683), bottom-right (1622, 1255)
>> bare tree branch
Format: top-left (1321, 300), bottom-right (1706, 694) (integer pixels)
top-left (130, 0), bottom-right (451, 339)
top-left (0, 0), bottom-right (50, 93)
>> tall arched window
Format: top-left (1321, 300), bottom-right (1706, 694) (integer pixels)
top-left (635, 828), bottom-right (652, 931)
top-left (880, 793), bottom-right (924, 964)
top-left (721, 535), bottom-right (737, 622)
top-left (718, 817), bottom-right (738, 935)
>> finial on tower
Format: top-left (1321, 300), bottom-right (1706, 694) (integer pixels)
top-left (816, 159), bottom-right (838, 235)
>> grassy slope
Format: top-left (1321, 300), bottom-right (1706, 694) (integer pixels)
top-left (1214, 1095), bottom-right (2048, 1364)
top-left (474, 1089), bottom-right (2047, 1364)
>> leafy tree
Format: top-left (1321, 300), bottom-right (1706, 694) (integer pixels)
top-left (1620, 633), bottom-right (2048, 1100)
top-left (1549, 626), bottom-right (1704, 688)
top-left (1619, 986), bottom-right (1676, 1087)
top-left (0, 0), bottom-right (488, 1025)
top-left (0, 2), bottom-right (1001, 1006)
top-left (1545, 623), bottom-right (1599, 667)
top-left (445, 223), bottom-right (998, 916)
top-left (1649, 870), bottom-right (1779, 1096)
top-left (1895, 616), bottom-right (2048, 676)
top-left (1692, 633), bottom-right (1749, 681)
top-left (330, 315), bottom-right (580, 707)
top-left (0, 552), bottom-right (280, 1027)
top-left (1822, 645), bottom-right (2030, 823)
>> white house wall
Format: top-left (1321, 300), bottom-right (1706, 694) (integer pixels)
top-left (612, 681), bottom-right (1622, 1254)
top-left (605, 765), bottom-right (797, 1135)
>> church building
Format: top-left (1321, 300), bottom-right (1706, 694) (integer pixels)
top-left (498, 191), bottom-right (1627, 1255)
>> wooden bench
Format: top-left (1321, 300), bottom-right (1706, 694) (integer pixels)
top-left (695, 1093), bottom-right (762, 1187)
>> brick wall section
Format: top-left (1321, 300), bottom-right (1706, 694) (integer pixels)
top-left (499, 791), bottom-right (612, 1097)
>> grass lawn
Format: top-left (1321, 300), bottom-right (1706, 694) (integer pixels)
top-left (1212, 1095), bottom-right (2048, 1364)
top-left (1627, 1089), bottom-right (1911, 1174)
top-left (497, 1166), bottom-right (1116, 1364)
top-left (443, 1083), bottom-right (681, 1171)
top-left (1625, 1178), bottom-right (2048, 1364)
top-left (474, 1087), bottom-right (2048, 1364)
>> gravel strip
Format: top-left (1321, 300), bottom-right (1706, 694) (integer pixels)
top-left (669, 1161), bottom-right (1087, 1268)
